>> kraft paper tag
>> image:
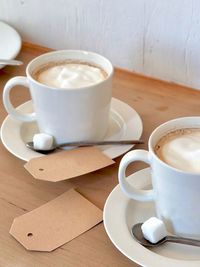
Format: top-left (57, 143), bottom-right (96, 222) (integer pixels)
top-left (10, 189), bottom-right (103, 251)
top-left (24, 146), bottom-right (115, 182)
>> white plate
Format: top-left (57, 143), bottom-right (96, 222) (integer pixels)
top-left (1, 98), bottom-right (143, 161)
top-left (103, 168), bottom-right (200, 267)
top-left (0, 21), bottom-right (22, 69)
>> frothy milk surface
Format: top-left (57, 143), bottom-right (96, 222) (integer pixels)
top-left (155, 128), bottom-right (200, 173)
top-left (33, 61), bottom-right (107, 89)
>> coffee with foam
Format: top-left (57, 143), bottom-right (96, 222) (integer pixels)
top-left (33, 61), bottom-right (107, 89)
top-left (154, 128), bottom-right (200, 173)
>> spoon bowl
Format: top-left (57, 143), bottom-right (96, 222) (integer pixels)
top-left (131, 223), bottom-right (167, 247)
top-left (26, 141), bottom-right (56, 154)
top-left (132, 223), bottom-right (200, 247)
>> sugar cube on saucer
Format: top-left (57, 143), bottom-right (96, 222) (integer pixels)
top-left (33, 133), bottom-right (54, 150)
top-left (141, 217), bottom-right (167, 243)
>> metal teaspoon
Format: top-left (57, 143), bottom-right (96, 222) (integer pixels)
top-left (0, 59), bottom-right (23, 66)
top-left (26, 139), bottom-right (144, 154)
top-left (132, 223), bottom-right (200, 247)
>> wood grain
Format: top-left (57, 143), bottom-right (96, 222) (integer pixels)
top-left (0, 43), bottom-right (200, 266)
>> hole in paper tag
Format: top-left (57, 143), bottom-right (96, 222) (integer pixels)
top-left (27, 233), bottom-right (33, 237)
top-left (10, 188), bottom-right (103, 251)
top-left (24, 146), bottom-right (115, 182)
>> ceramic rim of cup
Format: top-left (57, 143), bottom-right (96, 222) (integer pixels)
top-left (26, 50), bottom-right (114, 91)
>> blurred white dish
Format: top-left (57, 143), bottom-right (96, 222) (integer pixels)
top-left (0, 21), bottom-right (22, 69)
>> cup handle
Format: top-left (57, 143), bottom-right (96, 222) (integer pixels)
top-left (118, 149), bottom-right (155, 201)
top-left (3, 76), bottom-right (36, 122)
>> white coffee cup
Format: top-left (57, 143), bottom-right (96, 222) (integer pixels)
top-left (118, 117), bottom-right (200, 238)
top-left (3, 50), bottom-right (113, 144)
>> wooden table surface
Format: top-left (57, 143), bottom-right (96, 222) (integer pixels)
top-left (1, 43), bottom-right (200, 267)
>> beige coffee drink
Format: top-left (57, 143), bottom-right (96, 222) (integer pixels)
top-left (33, 61), bottom-right (108, 89)
top-left (154, 128), bottom-right (200, 173)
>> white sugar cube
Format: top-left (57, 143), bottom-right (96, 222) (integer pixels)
top-left (141, 217), bottom-right (167, 243)
top-left (33, 133), bottom-right (54, 150)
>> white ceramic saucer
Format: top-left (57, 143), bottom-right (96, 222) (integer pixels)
top-left (1, 98), bottom-right (143, 161)
top-left (0, 21), bottom-right (22, 69)
top-left (103, 167), bottom-right (200, 267)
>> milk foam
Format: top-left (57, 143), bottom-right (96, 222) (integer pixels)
top-left (35, 62), bottom-right (106, 88)
top-left (155, 129), bottom-right (200, 173)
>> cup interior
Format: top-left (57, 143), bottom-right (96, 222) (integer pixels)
top-left (149, 116), bottom-right (200, 152)
top-left (148, 116), bottom-right (200, 174)
top-left (27, 50), bottom-right (113, 85)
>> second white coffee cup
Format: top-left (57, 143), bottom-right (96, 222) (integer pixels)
top-left (3, 50), bottom-right (113, 144)
top-left (118, 117), bottom-right (200, 239)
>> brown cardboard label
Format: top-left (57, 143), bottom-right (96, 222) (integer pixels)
top-left (10, 189), bottom-right (103, 251)
top-left (24, 146), bottom-right (115, 182)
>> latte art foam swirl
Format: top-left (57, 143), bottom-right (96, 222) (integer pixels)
top-left (35, 62), bottom-right (107, 88)
top-left (155, 129), bottom-right (200, 173)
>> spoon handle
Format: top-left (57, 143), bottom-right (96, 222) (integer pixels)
top-left (0, 59), bottom-right (23, 65)
top-left (58, 140), bottom-right (144, 147)
top-left (167, 235), bottom-right (200, 247)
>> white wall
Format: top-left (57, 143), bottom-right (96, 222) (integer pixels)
top-left (1, 0), bottom-right (200, 89)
